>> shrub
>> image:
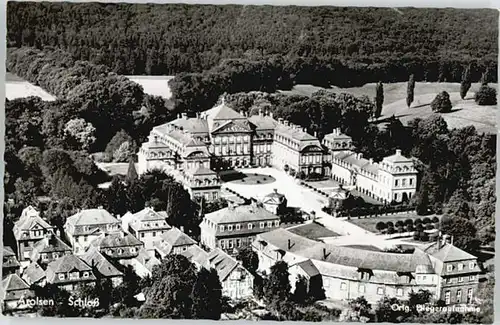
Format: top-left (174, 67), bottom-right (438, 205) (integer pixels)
top-left (386, 221), bottom-right (394, 228)
top-left (414, 218), bottom-right (422, 225)
top-left (404, 219), bottom-right (413, 226)
top-left (475, 84), bottom-right (497, 105)
top-left (387, 227), bottom-right (395, 235)
top-left (422, 217), bottom-right (431, 224)
top-left (375, 221), bottom-right (387, 232)
top-left (406, 224), bottom-right (414, 232)
top-left (431, 91), bottom-right (452, 113)
top-left (432, 216), bottom-right (440, 223)
top-left (425, 224), bottom-right (435, 230)
top-left (395, 220), bottom-right (404, 227)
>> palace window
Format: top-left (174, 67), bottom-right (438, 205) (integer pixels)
top-left (396, 288), bottom-right (404, 297)
top-left (445, 291), bottom-right (451, 304)
top-left (467, 289), bottom-right (473, 303)
top-left (248, 223), bottom-right (253, 230)
top-left (220, 225), bottom-right (225, 232)
top-left (130, 247), bottom-right (136, 253)
top-left (469, 262), bottom-right (475, 269)
top-left (220, 240), bottom-right (226, 249)
top-left (340, 282), bottom-right (347, 291)
top-left (83, 272), bottom-right (89, 278)
top-left (236, 224), bottom-right (241, 231)
top-left (395, 179), bottom-right (399, 187)
top-left (358, 284), bottom-right (365, 293)
top-left (267, 221), bottom-right (273, 228)
top-left (456, 289), bottom-right (462, 303)
top-left (458, 277), bottom-right (464, 283)
top-left (141, 233), bottom-right (145, 238)
top-left (228, 225), bottom-right (233, 231)
top-left (469, 275), bottom-right (475, 281)
top-left (58, 274), bottom-right (65, 281)
top-left (260, 222), bottom-right (265, 229)
top-left (377, 287), bottom-right (384, 295)
top-left (409, 178), bottom-right (414, 185)
top-left (447, 265), bottom-right (453, 272)
top-left (228, 240), bottom-right (234, 249)
top-left (274, 220), bottom-right (280, 227)
top-left (236, 239), bottom-right (241, 247)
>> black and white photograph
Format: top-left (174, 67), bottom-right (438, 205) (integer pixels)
top-left (2, 1), bottom-right (497, 323)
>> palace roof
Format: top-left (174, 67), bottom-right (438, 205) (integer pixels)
top-left (205, 203), bottom-right (280, 224)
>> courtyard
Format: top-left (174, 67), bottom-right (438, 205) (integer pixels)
top-left (219, 171), bottom-right (276, 185)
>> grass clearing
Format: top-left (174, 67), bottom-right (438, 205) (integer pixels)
top-left (125, 75), bottom-right (175, 99)
top-left (6, 72), bottom-right (57, 101)
top-left (287, 222), bottom-right (340, 240)
top-left (281, 82), bottom-right (497, 134)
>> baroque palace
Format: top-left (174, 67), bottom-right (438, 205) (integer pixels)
top-left (138, 98), bottom-right (418, 203)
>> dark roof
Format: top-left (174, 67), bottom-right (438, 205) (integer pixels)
top-left (3, 246), bottom-right (16, 257)
top-left (206, 102), bottom-right (246, 121)
top-left (424, 242), bottom-right (477, 262)
top-left (207, 248), bottom-right (242, 281)
top-left (80, 247), bottom-right (123, 278)
top-left (90, 231), bottom-right (143, 249)
top-left (159, 227), bottom-right (197, 247)
top-left (296, 259), bottom-right (320, 277)
top-left (191, 166), bottom-right (218, 176)
top-left (180, 245), bottom-right (210, 267)
top-left (23, 262), bottom-right (46, 284)
top-left (66, 208), bottom-right (119, 228)
top-left (31, 234), bottom-right (72, 260)
top-left (47, 255), bottom-right (92, 274)
top-left (248, 115), bottom-right (278, 131)
top-left (2, 274), bottom-right (31, 301)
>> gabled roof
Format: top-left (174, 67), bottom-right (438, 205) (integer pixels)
top-left (205, 102), bottom-right (246, 121)
top-left (3, 246), bottom-right (16, 257)
top-left (296, 259), bottom-right (320, 278)
top-left (80, 247), bottom-right (123, 278)
top-left (90, 231), bottom-right (143, 249)
top-left (159, 227), bottom-right (197, 247)
top-left (168, 117), bottom-right (209, 134)
top-left (66, 208), bottom-right (119, 228)
top-left (13, 208), bottom-right (53, 239)
top-left (2, 274), bottom-right (30, 301)
top-left (129, 208), bottom-right (170, 232)
top-left (190, 166), bottom-right (218, 176)
top-left (30, 234), bottom-right (72, 261)
top-left (205, 203), bottom-right (279, 224)
top-left (275, 124), bottom-right (318, 142)
top-left (423, 242), bottom-right (477, 262)
top-left (207, 248), bottom-right (242, 282)
top-left (47, 254), bottom-right (92, 274)
top-left (329, 186), bottom-right (350, 200)
top-left (180, 245), bottom-right (210, 268)
top-left (23, 262), bottom-right (46, 284)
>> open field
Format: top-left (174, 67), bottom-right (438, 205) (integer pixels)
top-left (348, 213), bottom-right (441, 233)
top-left (6, 72), bottom-right (57, 101)
top-left (281, 82), bottom-right (497, 134)
top-left (125, 75), bottom-right (175, 99)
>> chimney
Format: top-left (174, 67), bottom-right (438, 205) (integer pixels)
top-left (259, 109), bottom-right (263, 117)
top-left (270, 112), bottom-right (274, 119)
top-left (98, 206), bottom-right (103, 209)
top-left (359, 153), bottom-right (363, 159)
top-left (180, 226), bottom-right (185, 233)
top-left (396, 149), bottom-right (402, 155)
top-left (273, 188), bottom-right (278, 193)
top-left (196, 112), bottom-right (200, 119)
top-left (314, 131), bottom-right (318, 137)
top-left (303, 128), bottom-right (306, 132)
top-left (284, 120), bottom-right (289, 126)
top-left (322, 248), bottom-right (330, 260)
top-left (369, 158), bottom-right (374, 164)
top-left (181, 112), bottom-right (187, 119)
top-left (177, 113), bottom-right (181, 119)
top-left (278, 118), bottom-right (283, 124)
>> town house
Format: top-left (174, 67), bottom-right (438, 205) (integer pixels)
top-left (45, 254), bottom-right (97, 291)
top-left (122, 207), bottom-right (171, 251)
top-left (89, 231), bottom-right (144, 264)
top-left (13, 206), bottom-right (54, 262)
top-left (153, 227), bottom-right (197, 259)
top-left (3, 246), bottom-right (21, 276)
top-left (80, 247), bottom-right (124, 286)
top-left (30, 232), bottom-right (72, 266)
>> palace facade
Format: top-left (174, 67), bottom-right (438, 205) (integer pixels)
top-left (138, 99), bottom-right (419, 203)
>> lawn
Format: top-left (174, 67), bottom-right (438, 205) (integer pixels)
top-left (287, 222), bottom-right (340, 240)
top-left (280, 82), bottom-right (497, 134)
top-left (95, 162), bottom-right (139, 176)
top-left (6, 72), bottom-right (57, 101)
top-left (220, 172), bottom-right (276, 185)
top-left (348, 213), bottom-right (441, 233)
top-left (125, 75), bottom-right (175, 99)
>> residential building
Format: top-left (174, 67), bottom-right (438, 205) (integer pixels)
top-left (22, 262), bottom-right (46, 286)
top-left (89, 231), bottom-right (144, 263)
top-left (253, 228), bottom-right (443, 304)
top-left (13, 206), bottom-right (54, 262)
top-left (3, 246), bottom-right (21, 276)
top-left (46, 254), bottom-right (96, 291)
top-left (207, 248), bottom-right (254, 300)
top-left (153, 227), bottom-right (197, 259)
top-left (64, 208), bottom-right (121, 255)
top-left (423, 242), bottom-right (482, 304)
top-left (200, 202), bottom-right (281, 255)
top-left (123, 207), bottom-right (171, 251)
top-left (130, 247), bottom-right (162, 278)
top-left (180, 245), bottom-right (254, 301)
top-left (80, 247), bottom-right (124, 286)
top-left (2, 274), bottom-right (33, 311)
top-left (330, 149), bottom-right (418, 203)
top-left (261, 189), bottom-right (287, 215)
top-left (322, 128), bottom-right (354, 152)
top-left (30, 232), bottom-right (72, 266)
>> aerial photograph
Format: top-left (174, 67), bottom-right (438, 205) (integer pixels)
top-left (2, 1), bottom-right (497, 323)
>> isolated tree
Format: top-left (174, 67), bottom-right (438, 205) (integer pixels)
top-left (374, 81), bottom-right (384, 119)
top-left (264, 260), bottom-right (292, 310)
top-left (236, 246), bottom-right (259, 274)
top-left (480, 69), bottom-right (489, 86)
top-left (375, 221), bottom-right (387, 232)
top-left (127, 158), bottom-right (139, 184)
top-left (459, 65), bottom-right (472, 99)
top-left (191, 267), bottom-right (223, 320)
top-left (140, 255), bottom-right (197, 318)
top-left (293, 275), bottom-right (309, 305)
top-left (431, 91), bottom-right (452, 113)
top-left (113, 141), bottom-right (131, 162)
top-left (63, 118), bottom-right (96, 151)
top-left (406, 74), bottom-right (415, 108)
top-left (475, 85), bottom-right (497, 105)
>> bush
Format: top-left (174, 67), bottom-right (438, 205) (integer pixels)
top-left (475, 85), bottom-right (497, 105)
top-left (404, 219), bottom-right (413, 226)
top-left (375, 221), bottom-right (387, 232)
top-left (387, 227), bottom-right (395, 235)
top-left (431, 91), bottom-right (452, 113)
top-left (406, 224), bottom-right (414, 232)
top-left (386, 221), bottom-right (394, 228)
top-left (414, 218), bottom-right (422, 225)
top-left (422, 217), bottom-right (431, 224)
top-left (395, 220), bottom-right (404, 227)
top-left (425, 224), bottom-right (435, 230)
top-left (432, 216), bottom-right (440, 223)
